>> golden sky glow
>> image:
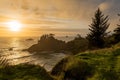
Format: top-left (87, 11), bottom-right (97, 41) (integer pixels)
top-left (0, 0), bottom-right (120, 37)
top-left (6, 20), bottom-right (22, 32)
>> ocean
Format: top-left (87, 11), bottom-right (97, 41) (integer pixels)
top-left (0, 36), bottom-right (74, 71)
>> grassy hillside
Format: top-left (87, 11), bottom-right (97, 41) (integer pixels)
top-left (51, 46), bottom-right (120, 80)
top-left (0, 64), bottom-right (53, 80)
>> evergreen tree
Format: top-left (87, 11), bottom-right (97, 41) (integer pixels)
top-left (87, 8), bottom-right (110, 48)
top-left (113, 14), bottom-right (120, 43)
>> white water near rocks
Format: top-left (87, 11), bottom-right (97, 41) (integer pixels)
top-left (0, 37), bottom-right (73, 71)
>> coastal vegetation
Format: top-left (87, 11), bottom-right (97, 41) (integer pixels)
top-left (0, 64), bottom-right (53, 80)
top-left (51, 45), bottom-right (120, 80)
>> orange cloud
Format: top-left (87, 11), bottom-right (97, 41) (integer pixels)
top-left (99, 2), bottom-right (111, 11)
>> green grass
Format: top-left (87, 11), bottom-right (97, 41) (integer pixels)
top-left (77, 48), bottom-right (120, 80)
top-left (51, 46), bottom-right (120, 80)
top-left (0, 64), bottom-right (53, 80)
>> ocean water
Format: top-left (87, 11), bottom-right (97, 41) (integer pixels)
top-left (0, 37), bottom-right (73, 71)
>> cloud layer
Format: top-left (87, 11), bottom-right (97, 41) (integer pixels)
top-left (0, 0), bottom-right (120, 36)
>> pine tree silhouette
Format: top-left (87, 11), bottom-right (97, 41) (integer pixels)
top-left (87, 8), bottom-right (110, 48)
top-left (113, 14), bottom-right (120, 43)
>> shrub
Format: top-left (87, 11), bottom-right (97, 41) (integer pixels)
top-left (0, 64), bottom-right (53, 80)
top-left (51, 57), bottom-right (94, 80)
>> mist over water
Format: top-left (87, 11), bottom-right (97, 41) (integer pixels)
top-left (0, 36), bottom-right (73, 71)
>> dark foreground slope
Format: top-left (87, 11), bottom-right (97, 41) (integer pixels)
top-left (0, 64), bottom-right (53, 80)
top-left (51, 47), bottom-right (120, 80)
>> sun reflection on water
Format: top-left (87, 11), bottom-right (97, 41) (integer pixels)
top-left (0, 37), bottom-right (67, 71)
top-left (10, 38), bottom-right (20, 49)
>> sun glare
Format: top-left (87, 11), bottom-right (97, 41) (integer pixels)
top-left (6, 21), bottom-right (22, 32)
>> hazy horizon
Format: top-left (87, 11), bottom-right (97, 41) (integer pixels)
top-left (0, 28), bottom-right (89, 37)
top-left (0, 0), bottom-right (120, 37)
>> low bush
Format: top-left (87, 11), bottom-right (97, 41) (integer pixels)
top-left (0, 64), bottom-right (53, 80)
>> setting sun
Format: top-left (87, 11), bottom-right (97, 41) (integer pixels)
top-left (6, 21), bottom-right (22, 32)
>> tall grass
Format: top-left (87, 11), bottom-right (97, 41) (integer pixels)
top-left (0, 55), bottom-right (9, 68)
top-left (51, 47), bottom-right (120, 80)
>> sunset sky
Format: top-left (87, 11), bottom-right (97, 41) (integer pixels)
top-left (0, 0), bottom-right (120, 37)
